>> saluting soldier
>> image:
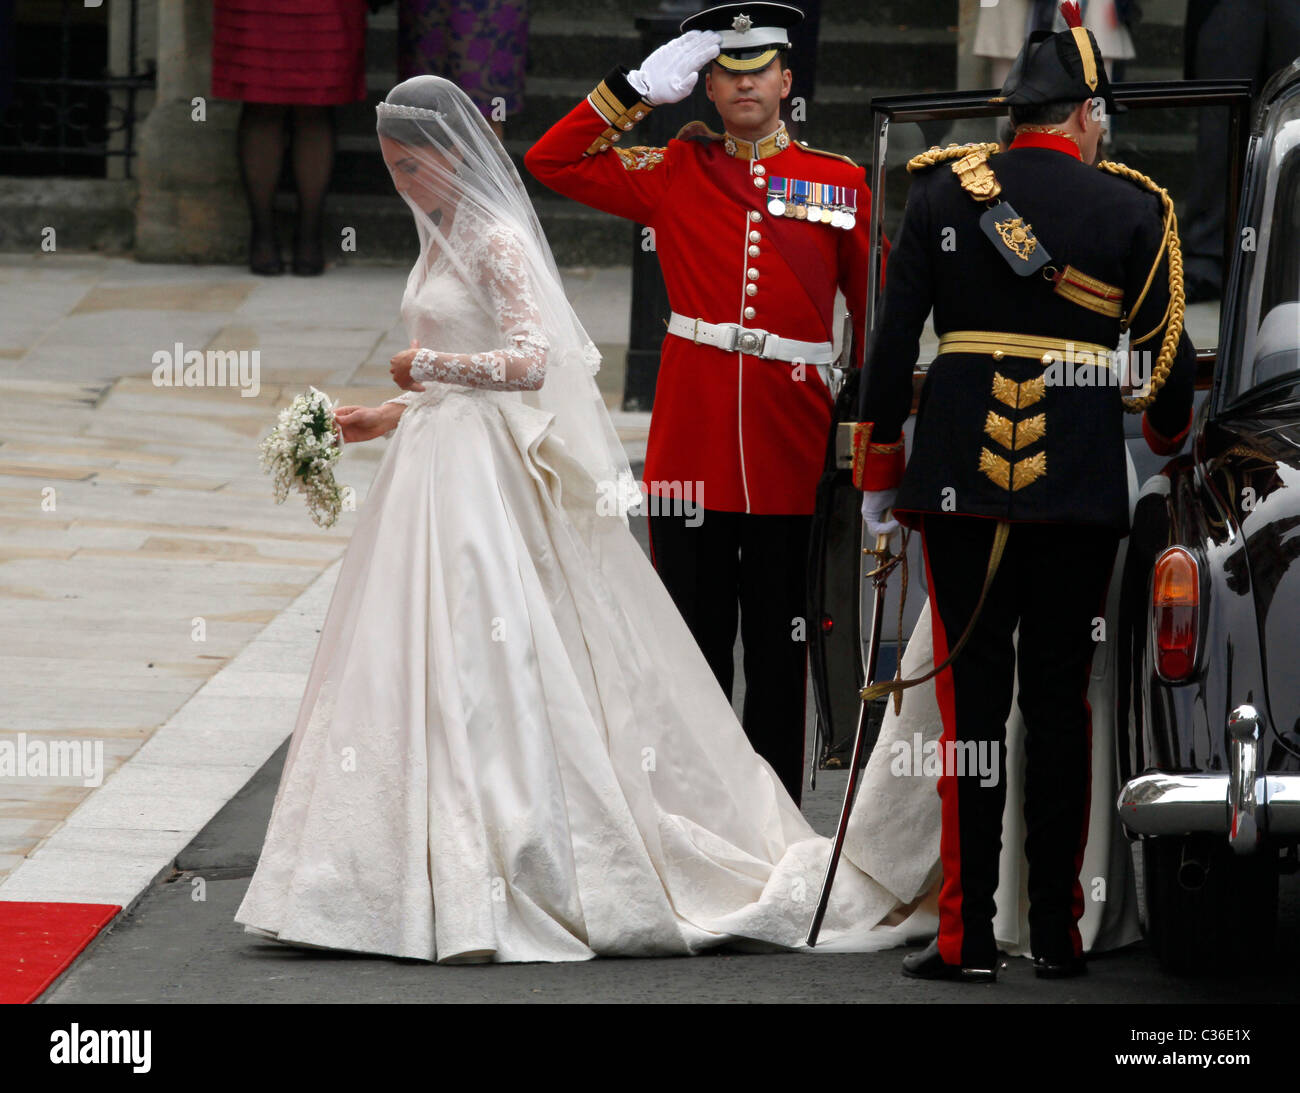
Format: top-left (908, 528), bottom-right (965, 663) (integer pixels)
top-left (526, 2), bottom-right (879, 804)
top-left (850, 1), bottom-right (1195, 980)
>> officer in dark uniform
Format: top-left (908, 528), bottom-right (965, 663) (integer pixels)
top-left (850, 1), bottom-right (1195, 981)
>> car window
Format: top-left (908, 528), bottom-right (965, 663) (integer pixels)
top-left (872, 102), bottom-right (1236, 372)
top-left (1232, 85), bottom-right (1300, 399)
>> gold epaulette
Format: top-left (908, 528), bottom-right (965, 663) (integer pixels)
top-left (674, 120), bottom-right (724, 142)
top-left (907, 142), bottom-right (1000, 174)
top-left (793, 141), bottom-right (860, 168)
top-left (1096, 160), bottom-right (1185, 413)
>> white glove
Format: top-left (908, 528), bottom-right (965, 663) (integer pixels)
top-left (861, 488), bottom-right (900, 539)
top-left (627, 30), bottom-right (722, 106)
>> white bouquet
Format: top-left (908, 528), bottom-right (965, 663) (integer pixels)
top-left (258, 386), bottom-right (348, 529)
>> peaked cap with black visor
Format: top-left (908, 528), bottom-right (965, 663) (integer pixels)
top-left (680, 2), bottom-right (803, 74)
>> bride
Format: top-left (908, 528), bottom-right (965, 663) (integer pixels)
top-left (234, 75), bottom-right (913, 963)
top-left (236, 74), bottom-right (1144, 972)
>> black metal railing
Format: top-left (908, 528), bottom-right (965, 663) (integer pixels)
top-left (0, 0), bottom-right (155, 178)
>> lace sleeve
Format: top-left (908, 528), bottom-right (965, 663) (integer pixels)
top-left (406, 225), bottom-right (548, 392)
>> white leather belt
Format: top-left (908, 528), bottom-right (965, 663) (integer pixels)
top-left (667, 312), bottom-right (835, 365)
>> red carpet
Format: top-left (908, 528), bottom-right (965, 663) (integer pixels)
top-left (0, 902), bottom-right (120, 1004)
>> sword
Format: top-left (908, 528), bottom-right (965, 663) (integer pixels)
top-left (806, 527), bottom-right (899, 948)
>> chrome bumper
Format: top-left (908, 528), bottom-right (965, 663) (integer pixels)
top-left (1118, 704), bottom-right (1300, 853)
top-left (1117, 773), bottom-right (1300, 851)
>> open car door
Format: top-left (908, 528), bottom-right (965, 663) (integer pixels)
top-left (806, 78), bottom-right (1255, 780)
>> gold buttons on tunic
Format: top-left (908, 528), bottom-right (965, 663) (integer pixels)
top-left (752, 177), bottom-right (765, 188)
top-left (750, 210), bottom-right (762, 222)
top-left (744, 306), bottom-right (756, 319)
top-left (754, 164), bottom-right (767, 176)
top-left (748, 245), bottom-right (760, 257)
top-left (746, 283), bottom-right (758, 296)
top-left (747, 268), bottom-right (759, 280)
top-left (749, 230), bottom-right (761, 242)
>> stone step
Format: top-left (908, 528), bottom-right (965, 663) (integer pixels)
top-left (359, 21), bottom-right (959, 104)
top-left (467, 0), bottom-right (961, 26)
top-left (278, 190), bottom-right (635, 268)
top-left (873, 135), bottom-right (1207, 225)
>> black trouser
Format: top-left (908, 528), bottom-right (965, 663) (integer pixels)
top-left (921, 515), bottom-right (1119, 966)
top-left (647, 508), bottom-right (811, 806)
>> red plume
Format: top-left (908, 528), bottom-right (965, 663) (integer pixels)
top-left (1059, 1), bottom-right (1083, 28)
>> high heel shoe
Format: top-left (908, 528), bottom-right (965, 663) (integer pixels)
top-left (249, 231), bottom-right (283, 276)
top-left (292, 233), bottom-right (325, 277)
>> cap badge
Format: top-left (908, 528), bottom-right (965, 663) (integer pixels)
top-left (732, 12), bottom-right (753, 32)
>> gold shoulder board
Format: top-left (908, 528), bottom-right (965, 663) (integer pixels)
top-left (795, 141), bottom-right (860, 168)
top-left (907, 141), bottom-right (1000, 174)
top-left (674, 120), bottom-right (724, 142)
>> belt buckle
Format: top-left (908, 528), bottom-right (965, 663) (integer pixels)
top-left (735, 327), bottom-right (769, 357)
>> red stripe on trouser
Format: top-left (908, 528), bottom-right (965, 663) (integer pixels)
top-left (921, 530), bottom-right (965, 967)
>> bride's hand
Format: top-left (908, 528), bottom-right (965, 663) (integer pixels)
top-left (334, 404), bottom-right (397, 444)
top-left (390, 339), bottom-right (427, 391)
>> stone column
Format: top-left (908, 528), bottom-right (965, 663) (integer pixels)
top-left (134, 0), bottom-right (244, 262)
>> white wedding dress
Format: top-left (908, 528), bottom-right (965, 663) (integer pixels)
top-left (234, 211), bottom-right (906, 963)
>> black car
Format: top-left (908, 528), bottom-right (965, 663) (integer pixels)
top-left (1116, 59), bottom-right (1300, 974)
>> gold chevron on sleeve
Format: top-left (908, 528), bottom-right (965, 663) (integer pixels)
top-left (979, 448), bottom-right (1011, 490)
top-left (1014, 412), bottom-right (1047, 450)
top-left (992, 372), bottom-right (1046, 410)
top-left (1011, 451), bottom-right (1047, 489)
top-left (984, 411), bottom-right (1015, 450)
top-left (979, 448), bottom-right (1047, 491)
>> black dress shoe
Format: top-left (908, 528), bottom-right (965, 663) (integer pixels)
top-left (1033, 954), bottom-right (1087, 979)
top-left (901, 939), bottom-right (998, 982)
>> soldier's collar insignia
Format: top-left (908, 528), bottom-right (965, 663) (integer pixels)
top-left (724, 122), bottom-right (790, 160)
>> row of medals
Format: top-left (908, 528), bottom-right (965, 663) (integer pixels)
top-left (766, 178), bottom-right (857, 229)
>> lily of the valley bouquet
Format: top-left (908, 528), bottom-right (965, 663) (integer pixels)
top-left (259, 386), bottom-right (348, 529)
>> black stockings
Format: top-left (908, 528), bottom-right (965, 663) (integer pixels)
top-left (236, 103), bottom-right (336, 274)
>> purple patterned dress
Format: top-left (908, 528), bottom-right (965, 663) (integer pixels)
top-left (398, 0), bottom-right (528, 120)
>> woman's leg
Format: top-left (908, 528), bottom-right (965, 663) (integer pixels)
top-left (289, 104), bottom-right (337, 276)
top-left (237, 102), bottom-right (288, 274)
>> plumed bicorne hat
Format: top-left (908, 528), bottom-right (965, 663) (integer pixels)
top-left (993, 1), bottom-right (1124, 115)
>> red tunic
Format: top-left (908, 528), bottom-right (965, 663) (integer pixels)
top-left (211, 0), bottom-right (367, 106)
top-left (525, 70), bottom-right (882, 515)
